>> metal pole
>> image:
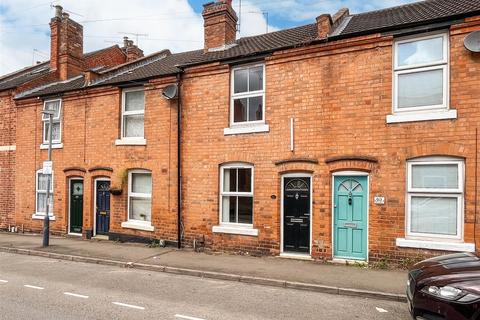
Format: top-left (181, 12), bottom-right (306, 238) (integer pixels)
top-left (42, 113), bottom-right (53, 247)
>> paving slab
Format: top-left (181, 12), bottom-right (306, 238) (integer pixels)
top-left (0, 232), bottom-right (407, 296)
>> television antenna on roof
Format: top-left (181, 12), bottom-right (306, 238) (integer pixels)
top-left (118, 32), bottom-right (148, 46)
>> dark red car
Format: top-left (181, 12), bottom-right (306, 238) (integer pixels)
top-left (407, 252), bottom-right (480, 319)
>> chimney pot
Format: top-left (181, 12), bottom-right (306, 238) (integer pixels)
top-left (54, 5), bottom-right (63, 18)
top-left (62, 12), bottom-right (70, 19)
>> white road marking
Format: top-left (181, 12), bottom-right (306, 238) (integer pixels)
top-left (0, 280), bottom-right (8, 283)
top-left (112, 302), bottom-right (145, 310)
top-left (64, 292), bottom-right (89, 299)
top-left (175, 314), bottom-right (206, 320)
top-left (24, 285), bottom-right (44, 290)
top-left (375, 307), bottom-right (388, 313)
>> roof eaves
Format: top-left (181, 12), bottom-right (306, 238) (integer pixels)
top-left (14, 75), bottom-right (84, 100)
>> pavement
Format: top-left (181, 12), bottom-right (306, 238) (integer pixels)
top-left (0, 232), bottom-right (408, 302)
top-left (0, 251), bottom-right (410, 320)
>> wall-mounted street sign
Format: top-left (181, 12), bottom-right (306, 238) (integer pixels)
top-left (42, 161), bottom-right (52, 175)
top-left (374, 196), bottom-right (385, 205)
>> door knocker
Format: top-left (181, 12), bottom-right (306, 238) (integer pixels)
top-left (348, 191), bottom-right (352, 205)
top-left (295, 192), bottom-right (299, 200)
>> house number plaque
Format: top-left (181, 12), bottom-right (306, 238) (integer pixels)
top-left (374, 196), bottom-right (385, 205)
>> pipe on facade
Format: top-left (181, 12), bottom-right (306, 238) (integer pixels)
top-left (176, 72), bottom-right (183, 249)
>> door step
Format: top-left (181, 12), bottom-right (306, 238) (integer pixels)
top-left (279, 252), bottom-right (313, 261)
top-left (92, 235), bottom-right (109, 241)
top-left (330, 258), bottom-right (367, 266)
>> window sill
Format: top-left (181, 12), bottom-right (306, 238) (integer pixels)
top-left (212, 225), bottom-right (259, 236)
top-left (121, 221), bottom-right (154, 232)
top-left (115, 138), bottom-right (147, 146)
top-left (40, 143), bottom-right (63, 150)
top-left (386, 109), bottom-right (457, 124)
top-left (32, 214), bottom-right (56, 221)
top-left (396, 238), bottom-right (475, 252)
top-left (224, 124), bottom-right (269, 136)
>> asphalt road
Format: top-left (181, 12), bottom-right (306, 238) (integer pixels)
top-left (0, 252), bottom-right (410, 319)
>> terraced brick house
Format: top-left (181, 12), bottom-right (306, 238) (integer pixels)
top-left (6, 0), bottom-right (480, 265)
top-left (0, 6), bottom-right (142, 231)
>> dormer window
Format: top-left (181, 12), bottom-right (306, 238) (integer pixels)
top-left (224, 64), bottom-right (269, 135)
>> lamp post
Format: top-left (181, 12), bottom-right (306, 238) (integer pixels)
top-left (41, 108), bottom-right (55, 247)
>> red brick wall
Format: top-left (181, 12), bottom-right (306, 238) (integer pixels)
top-left (180, 18), bottom-right (480, 264)
top-left (0, 91), bottom-right (16, 229)
top-left (14, 78), bottom-right (179, 241)
top-left (84, 47), bottom-right (127, 69)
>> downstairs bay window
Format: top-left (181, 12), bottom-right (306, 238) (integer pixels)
top-left (397, 157), bottom-right (474, 252)
top-left (213, 163), bottom-right (258, 236)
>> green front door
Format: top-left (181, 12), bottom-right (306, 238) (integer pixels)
top-left (333, 176), bottom-right (368, 260)
top-left (69, 179), bottom-right (83, 234)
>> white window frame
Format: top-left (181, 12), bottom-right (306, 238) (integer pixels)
top-left (230, 64), bottom-right (266, 127)
top-left (125, 169), bottom-right (152, 229)
top-left (42, 99), bottom-right (62, 145)
top-left (405, 157), bottom-right (464, 241)
top-left (393, 32), bottom-right (449, 114)
top-left (120, 87), bottom-right (145, 141)
top-left (218, 163), bottom-right (254, 228)
top-left (34, 169), bottom-right (54, 216)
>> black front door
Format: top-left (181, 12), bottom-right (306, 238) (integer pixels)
top-left (96, 180), bottom-right (110, 235)
top-left (283, 177), bottom-right (311, 253)
top-left (69, 179), bottom-right (83, 234)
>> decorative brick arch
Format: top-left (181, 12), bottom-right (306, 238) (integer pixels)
top-left (404, 142), bottom-right (467, 160)
top-left (325, 155), bottom-right (379, 173)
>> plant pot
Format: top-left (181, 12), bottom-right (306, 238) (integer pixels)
top-left (109, 187), bottom-right (122, 195)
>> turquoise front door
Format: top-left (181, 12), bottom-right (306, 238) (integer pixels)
top-left (333, 176), bottom-right (368, 260)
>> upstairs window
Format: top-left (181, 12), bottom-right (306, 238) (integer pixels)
top-left (406, 157), bottom-right (464, 241)
top-left (42, 99), bottom-right (62, 144)
top-left (121, 88), bottom-right (145, 139)
top-left (230, 65), bottom-right (265, 125)
top-left (220, 163), bottom-right (253, 225)
top-left (393, 33), bottom-right (448, 113)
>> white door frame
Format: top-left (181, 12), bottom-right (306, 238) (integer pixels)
top-left (93, 177), bottom-right (110, 236)
top-left (280, 173), bottom-right (313, 257)
top-left (331, 171), bottom-right (370, 262)
top-left (68, 177), bottom-right (83, 236)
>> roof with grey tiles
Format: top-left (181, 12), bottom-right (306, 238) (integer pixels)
top-left (14, 0), bottom-right (480, 99)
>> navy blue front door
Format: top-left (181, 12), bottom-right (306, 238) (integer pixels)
top-left (96, 180), bottom-right (110, 235)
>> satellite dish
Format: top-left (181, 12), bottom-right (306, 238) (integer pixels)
top-left (464, 30), bottom-right (480, 53)
top-left (162, 84), bottom-right (178, 100)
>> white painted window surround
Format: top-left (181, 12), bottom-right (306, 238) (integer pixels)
top-left (34, 169), bottom-right (55, 219)
top-left (42, 99), bottom-right (62, 146)
top-left (398, 156), bottom-right (474, 251)
top-left (213, 163), bottom-right (258, 236)
top-left (121, 169), bottom-right (153, 232)
top-left (118, 87), bottom-right (146, 145)
top-left (226, 64), bottom-right (268, 135)
top-left (387, 32), bottom-right (455, 124)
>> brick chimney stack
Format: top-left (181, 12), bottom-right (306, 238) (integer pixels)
top-left (202, 0), bottom-right (238, 52)
top-left (316, 14), bottom-right (333, 39)
top-left (49, 5), bottom-right (84, 80)
top-left (122, 37), bottom-right (144, 62)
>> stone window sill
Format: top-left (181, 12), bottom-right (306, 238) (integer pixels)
top-left (40, 143), bottom-right (63, 150)
top-left (32, 214), bottom-right (56, 221)
top-left (224, 124), bottom-right (269, 136)
top-left (386, 109), bottom-right (457, 124)
top-left (115, 138), bottom-right (147, 146)
top-left (396, 238), bottom-right (475, 252)
top-left (121, 221), bottom-right (154, 232)
top-left (212, 225), bottom-right (259, 236)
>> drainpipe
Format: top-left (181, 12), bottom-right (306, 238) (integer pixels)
top-left (176, 72), bottom-right (183, 249)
